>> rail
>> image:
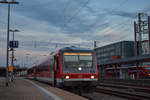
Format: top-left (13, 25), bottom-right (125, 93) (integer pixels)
top-left (96, 87), bottom-right (150, 100)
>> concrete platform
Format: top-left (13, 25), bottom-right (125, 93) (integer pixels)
top-left (0, 77), bottom-right (60, 100)
top-left (0, 77), bottom-right (88, 100)
top-left (31, 79), bottom-right (88, 100)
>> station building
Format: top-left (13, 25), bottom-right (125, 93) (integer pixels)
top-left (95, 41), bottom-right (135, 79)
top-left (95, 41), bottom-right (134, 65)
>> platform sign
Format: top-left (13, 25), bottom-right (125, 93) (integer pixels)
top-left (15, 65), bottom-right (20, 69)
top-left (9, 65), bottom-right (13, 72)
top-left (9, 41), bottom-right (19, 48)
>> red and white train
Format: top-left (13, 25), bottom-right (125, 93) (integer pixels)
top-left (27, 46), bottom-right (98, 91)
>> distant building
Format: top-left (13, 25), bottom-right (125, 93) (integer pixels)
top-left (95, 41), bottom-right (134, 66)
top-left (95, 41), bottom-right (135, 79)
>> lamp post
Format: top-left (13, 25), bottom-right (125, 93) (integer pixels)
top-left (0, 0), bottom-right (19, 86)
top-left (10, 29), bottom-right (19, 40)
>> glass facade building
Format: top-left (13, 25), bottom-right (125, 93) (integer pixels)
top-left (95, 41), bottom-right (134, 66)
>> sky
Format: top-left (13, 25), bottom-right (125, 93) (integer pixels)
top-left (0, 0), bottom-right (150, 67)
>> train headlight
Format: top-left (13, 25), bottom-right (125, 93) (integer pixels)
top-left (78, 67), bottom-right (82, 71)
top-left (91, 75), bottom-right (95, 79)
top-left (65, 75), bottom-right (70, 79)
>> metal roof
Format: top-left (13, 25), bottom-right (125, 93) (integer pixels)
top-left (95, 41), bottom-right (134, 50)
top-left (100, 54), bottom-right (150, 66)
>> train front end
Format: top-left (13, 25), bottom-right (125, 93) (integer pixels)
top-left (59, 47), bottom-right (98, 90)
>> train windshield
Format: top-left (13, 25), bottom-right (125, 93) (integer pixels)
top-left (146, 67), bottom-right (150, 73)
top-left (64, 53), bottom-right (93, 68)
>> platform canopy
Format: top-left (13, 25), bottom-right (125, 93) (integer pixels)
top-left (100, 54), bottom-right (150, 66)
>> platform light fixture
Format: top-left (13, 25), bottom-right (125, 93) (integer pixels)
top-left (9, 29), bottom-right (20, 40)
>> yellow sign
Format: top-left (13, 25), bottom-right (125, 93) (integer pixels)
top-left (9, 66), bottom-right (13, 72)
top-left (10, 56), bottom-right (14, 59)
top-left (64, 53), bottom-right (92, 56)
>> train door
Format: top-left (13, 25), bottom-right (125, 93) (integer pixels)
top-left (51, 57), bottom-right (55, 86)
top-left (33, 67), bottom-right (36, 80)
top-left (51, 55), bottom-right (59, 87)
top-left (54, 55), bottom-right (59, 87)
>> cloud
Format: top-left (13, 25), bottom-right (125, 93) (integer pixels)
top-left (0, 0), bottom-right (149, 66)
top-left (7, 0), bottom-right (110, 50)
top-left (12, 0), bottom-right (109, 36)
top-left (104, 9), bottom-right (137, 18)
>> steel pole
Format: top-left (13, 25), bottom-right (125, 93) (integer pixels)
top-left (148, 16), bottom-right (150, 54)
top-left (11, 31), bottom-right (14, 82)
top-left (12, 31), bottom-right (14, 68)
top-left (12, 32), bottom-right (14, 68)
top-left (134, 21), bottom-right (137, 56)
top-left (94, 41), bottom-right (96, 49)
top-left (6, 3), bottom-right (10, 87)
top-left (138, 13), bottom-right (142, 56)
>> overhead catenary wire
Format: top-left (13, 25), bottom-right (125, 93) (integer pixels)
top-left (66, 0), bottom-right (131, 38)
top-left (60, 0), bottom-right (131, 47)
top-left (62, 0), bottom-right (91, 30)
top-left (61, 0), bottom-right (72, 26)
top-left (81, 0), bottom-right (137, 47)
top-left (101, 16), bottom-right (137, 34)
top-left (104, 7), bottom-right (150, 34)
top-left (99, 1), bottom-right (150, 34)
top-left (88, 0), bottom-right (131, 34)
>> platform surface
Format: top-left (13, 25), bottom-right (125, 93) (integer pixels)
top-left (0, 77), bottom-right (88, 100)
top-left (0, 77), bottom-right (54, 100)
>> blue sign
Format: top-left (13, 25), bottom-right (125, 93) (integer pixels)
top-left (10, 41), bottom-right (19, 48)
top-left (15, 65), bottom-right (20, 69)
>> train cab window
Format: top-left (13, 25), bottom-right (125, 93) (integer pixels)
top-left (64, 55), bottom-right (93, 68)
top-left (64, 56), bottom-right (78, 68)
top-left (79, 56), bottom-right (93, 67)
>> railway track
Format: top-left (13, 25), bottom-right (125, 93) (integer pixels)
top-left (99, 79), bottom-right (150, 87)
top-left (28, 78), bottom-right (150, 100)
top-left (80, 79), bottom-right (150, 100)
top-left (81, 86), bottom-right (150, 100)
top-left (96, 79), bottom-right (150, 100)
top-left (96, 87), bottom-right (150, 100)
top-left (99, 83), bottom-right (150, 93)
top-left (76, 81), bottom-right (150, 100)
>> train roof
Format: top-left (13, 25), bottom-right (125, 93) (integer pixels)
top-left (60, 46), bottom-right (93, 52)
